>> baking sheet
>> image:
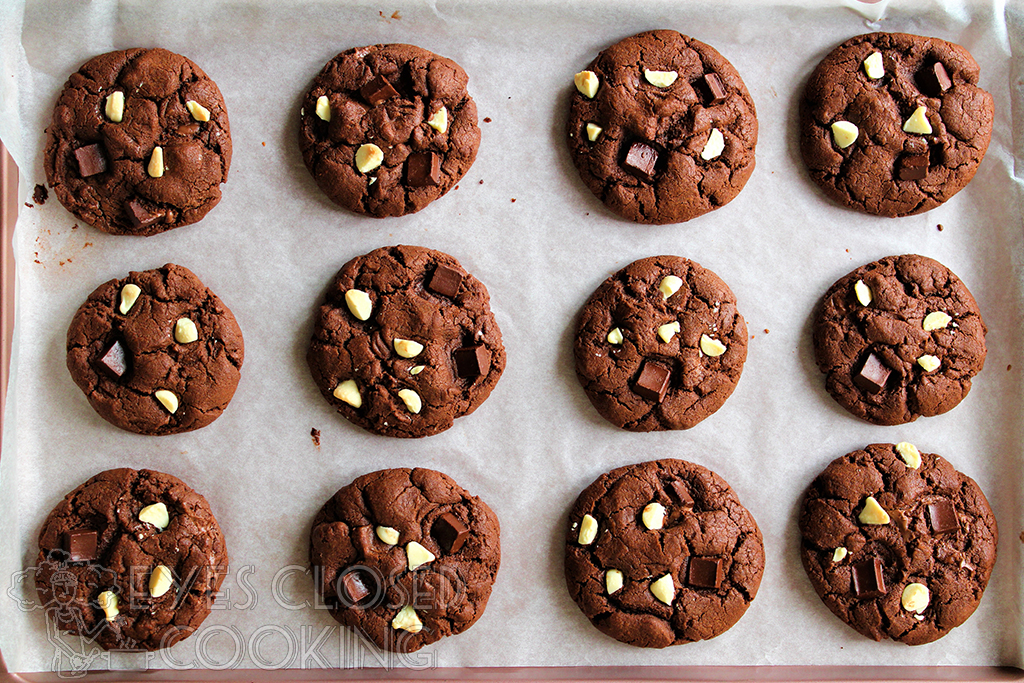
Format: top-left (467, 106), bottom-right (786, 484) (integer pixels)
top-left (1, 0), bottom-right (1023, 674)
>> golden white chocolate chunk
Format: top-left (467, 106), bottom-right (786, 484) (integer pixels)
top-left (901, 583), bottom-right (930, 613)
top-left (832, 547), bottom-right (848, 563)
top-left (831, 121), bottom-right (859, 149)
top-left (186, 100), bottom-right (211, 122)
top-left (427, 106), bottom-right (448, 133)
top-left (574, 70), bottom-right (599, 98)
top-left (174, 318), bottom-right (198, 344)
top-left (391, 605), bottom-right (423, 633)
top-left (394, 338), bottom-right (424, 358)
top-left (586, 123), bottom-right (603, 141)
top-left (333, 379), bottom-right (362, 408)
top-left (149, 565), bottom-right (173, 598)
top-left (657, 322), bottom-right (680, 343)
top-left (923, 311), bottom-right (952, 331)
top-left (154, 390), bottom-right (179, 414)
top-left (410, 365), bottom-right (425, 375)
top-left (406, 541), bottom-right (436, 571)
top-left (641, 502), bottom-right (665, 530)
top-left (119, 284), bottom-right (142, 314)
top-left (701, 128), bottom-right (725, 161)
top-left (98, 591), bottom-right (119, 621)
top-left (147, 146), bottom-right (165, 178)
top-left (578, 514), bottom-right (598, 545)
top-left (650, 573), bottom-right (675, 605)
top-left (854, 280), bottom-right (872, 306)
top-left (398, 388), bottom-right (422, 414)
top-left (858, 496), bottom-right (890, 525)
top-left (606, 569), bottom-right (624, 594)
top-left (896, 442), bottom-right (922, 469)
top-left (903, 106), bottom-right (932, 135)
top-left (644, 69), bottom-right (678, 87)
top-left (376, 526), bottom-right (399, 545)
top-left (607, 327), bottom-right (624, 345)
top-left (345, 289), bottom-right (372, 320)
top-left (700, 334), bottom-right (727, 357)
top-left (105, 91), bottom-right (124, 123)
top-left (917, 354), bottom-right (941, 372)
top-left (659, 275), bottom-right (682, 299)
top-left (315, 95), bottom-right (331, 122)
top-left (863, 51), bottom-right (884, 80)
top-left (355, 144), bottom-right (384, 173)
top-left (139, 502), bottom-right (170, 530)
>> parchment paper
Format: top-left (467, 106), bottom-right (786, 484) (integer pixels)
top-left (1, 0), bottom-right (1023, 674)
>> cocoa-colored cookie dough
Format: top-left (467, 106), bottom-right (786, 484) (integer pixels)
top-left (66, 264), bottom-right (244, 435)
top-left (35, 468), bottom-right (228, 651)
top-left (310, 468), bottom-right (501, 653)
top-left (566, 30), bottom-right (757, 224)
top-left (574, 255), bottom-right (747, 431)
top-left (799, 443), bottom-right (997, 645)
top-left (565, 459), bottom-right (764, 647)
top-left (800, 32), bottom-right (993, 217)
top-left (813, 254), bottom-right (986, 425)
top-left (307, 245), bottom-right (505, 438)
top-left (298, 44), bottom-right (479, 217)
top-left (44, 48), bottom-right (232, 236)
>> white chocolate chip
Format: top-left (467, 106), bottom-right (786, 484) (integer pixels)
top-left (147, 146), bottom-right (165, 178)
top-left (405, 541), bottom-right (436, 571)
top-left (174, 318), bottom-right (198, 344)
top-left (586, 123), bottom-right (603, 141)
top-left (659, 275), bottom-right (682, 299)
top-left (644, 69), bottom-right (678, 88)
top-left (896, 441), bottom-right (922, 469)
top-left (923, 311), bottom-right (952, 331)
top-left (657, 321), bottom-right (680, 343)
top-left (831, 121), bottom-right (859, 149)
top-left (391, 605), bottom-right (422, 633)
top-left (863, 51), bottom-right (884, 80)
top-left (641, 502), bottom-right (665, 530)
top-left (832, 547), bottom-right (848, 563)
top-left (183, 100), bottom-right (209, 122)
top-left (97, 591), bottom-right (119, 621)
top-left (154, 390), bottom-right (179, 414)
top-left (917, 354), bottom-right (941, 372)
top-left (139, 502), bottom-right (170, 530)
top-left (376, 526), bottom-right (399, 546)
top-left (607, 327), bottom-right (624, 345)
top-left (901, 582), bottom-right (930, 613)
top-left (315, 95), bottom-right (331, 122)
top-left (578, 514), bottom-right (598, 545)
top-left (333, 379), bottom-right (362, 408)
top-left (149, 565), bottom-right (173, 598)
top-left (650, 573), bottom-right (675, 605)
top-left (398, 388), bottom-right (422, 414)
top-left (345, 289), bottom-right (373, 321)
top-left (700, 334), bottom-right (727, 357)
top-left (903, 106), bottom-right (932, 135)
top-left (605, 569), bottom-right (624, 594)
top-left (393, 338), bottom-right (424, 358)
top-left (854, 280), bottom-right (872, 306)
top-left (427, 106), bottom-right (448, 133)
top-left (700, 128), bottom-right (725, 161)
top-left (105, 91), bottom-right (124, 123)
top-left (410, 365), bottom-right (425, 375)
top-left (574, 70), bottom-right (599, 98)
top-left (119, 284), bottom-right (142, 314)
top-left (858, 496), bottom-right (890, 525)
top-left (355, 144), bottom-right (384, 173)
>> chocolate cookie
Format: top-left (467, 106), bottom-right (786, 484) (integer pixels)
top-left (574, 255), bottom-right (747, 431)
top-left (800, 33), bottom-right (993, 217)
top-left (307, 245), bottom-right (505, 438)
top-left (565, 459), bottom-right (764, 647)
top-left (799, 443), bottom-right (997, 645)
top-left (44, 48), bottom-right (232, 235)
top-left (66, 264), bottom-right (244, 435)
top-left (310, 468), bottom-right (501, 653)
top-left (566, 30), bottom-right (757, 224)
top-left (35, 468), bottom-right (228, 651)
top-left (298, 44), bottom-right (479, 217)
top-left (813, 254), bottom-right (986, 425)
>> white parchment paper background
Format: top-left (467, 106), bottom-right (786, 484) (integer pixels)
top-left (1, 0), bottom-right (1023, 673)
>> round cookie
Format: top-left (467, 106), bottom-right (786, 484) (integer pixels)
top-left (307, 245), bottom-right (505, 438)
top-left (298, 43), bottom-right (480, 217)
top-left (800, 32), bottom-right (993, 217)
top-left (44, 48), bottom-right (232, 236)
top-left (564, 459), bottom-right (764, 647)
top-left (799, 443), bottom-right (997, 645)
top-left (566, 30), bottom-right (757, 224)
top-left (310, 468), bottom-right (501, 653)
top-left (813, 254), bottom-right (986, 425)
top-left (35, 468), bottom-right (228, 651)
top-left (574, 255), bottom-right (747, 431)
top-left (66, 264), bottom-right (244, 435)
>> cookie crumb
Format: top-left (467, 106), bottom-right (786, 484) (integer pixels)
top-left (262, 141), bottom-right (266, 147)
top-left (1008, 364), bottom-right (1012, 372)
top-left (511, 198), bottom-right (516, 203)
top-left (391, 10), bottom-right (401, 18)
top-left (33, 184), bottom-right (48, 205)
top-left (311, 428), bottom-right (321, 449)
top-left (479, 179), bottom-right (484, 184)
top-left (83, 242), bottom-right (93, 248)
top-left (938, 224), bottom-right (944, 231)
top-left (24, 202), bottom-right (32, 208)
top-left (764, 329), bottom-right (770, 334)
top-left (483, 117), bottom-right (492, 123)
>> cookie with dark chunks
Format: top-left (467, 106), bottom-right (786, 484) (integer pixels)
top-left (310, 468), bottom-right (501, 653)
top-left (800, 32), bottom-right (993, 217)
top-left (799, 443), bottom-right (997, 645)
top-left (565, 459), bottom-right (764, 647)
top-left (66, 264), bottom-right (244, 435)
top-left (307, 245), bottom-right (505, 438)
top-left (566, 30), bottom-right (757, 224)
top-left (298, 44), bottom-right (480, 217)
top-left (35, 468), bottom-right (228, 651)
top-left (813, 254), bottom-right (986, 425)
top-left (574, 255), bottom-right (747, 431)
top-left (44, 48), bottom-right (232, 235)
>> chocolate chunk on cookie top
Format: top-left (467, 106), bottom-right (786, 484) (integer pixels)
top-left (799, 444), bottom-right (997, 645)
top-left (44, 48), bottom-right (232, 235)
top-left (310, 468), bottom-right (501, 653)
top-left (813, 255), bottom-right (986, 425)
top-left (565, 459), bottom-right (764, 647)
top-left (35, 469), bottom-right (228, 651)
top-left (66, 264), bottom-right (244, 435)
top-left (307, 245), bottom-right (505, 438)
top-left (566, 30), bottom-right (757, 224)
top-left (574, 256), bottom-right (747, 431)
top-left (298, 44), bottom-right (480, 217)
top-left (800, 33), bottom-right (993, 217)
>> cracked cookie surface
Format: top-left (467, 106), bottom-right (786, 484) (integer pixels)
top-left (566, 30), bottom-right (757, 224)
top-left (799, 32), bottom-right (993, 217)
top-left (574, 255), bottom-right (747, 431)
top-left (45, 48), bottom-right (232, 235)
top-left (66, 264), bottom-right (244, 435)
top-left (310, 467), bottom-right (501, 653)
top-left (799, 444), bottom-right (997, 645)
top-left (35, 468), bottom-right (228, 651)
top-left (564, 459), bottom-right (764, 647)
top-left (298, 43), bottom-right (480, 217)
top-left (813, 254), bottom-right (986, 425)
top-left (306, 245), bottom-right (504, 438)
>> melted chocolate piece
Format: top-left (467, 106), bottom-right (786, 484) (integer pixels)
top-left (898, 154), bottom-right (929, 181)
top-left (432, 513), bottom-right (469, 553)
top-left (622, 141), bottom-right (659, 182)
top-left (74, 144), bottom-right (108, 177)
top-left (98, 340), bottom-right (129, 377)
top-left (917, 62), bottom-right (953, 97)
top-left (687, 556), bottom-right (723, 588)
top-left (63, 529), bottom-right (98, 562)
top-left (696, 73), bottom-right (727, 105)
top-left (927, 499), bottom-right (959, 535)
top-left (854, 353), bottom-right (890, 393)
top-left (407, 152), bottom-right (441, 187)
top-left (359, 75), bottom-right (399, 106)
top-left (852, 557), bottom-right (886, 598)
top-left (428, 265), bottom-right (463, 298)
top-left (634, 360), bottom-right (671, 402)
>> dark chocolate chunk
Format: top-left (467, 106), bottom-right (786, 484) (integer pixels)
top-left (63, 529), bottom-right (98, 562)
top-left (898, 154), bottom-right (929, 181)
top-left (453, 346), bottom-right (489, 379)
top-left (927, 499), bottom-right (959, 535)
top-left (406, 152), bottom-right (441, 187)
top-left (696, 73), bottom-right (727, 105)
top-left (428, 265), bottom-right (463, 298)
top-left (917, 62), bottom-right (953, 97)
top-left (634, 360), bottom-right (671, 402)
top-left (853, 353), bottom-right (890, 393)
top-left (432, 512), bottom-right (469, 553)
top-left (74, 144), bottom-right (108, 178)
top-left (622, 141), bottom-right (658, 182)
top-left (338, 568), bottom-right (376, 607)
top-left (668, 480), bottom-right (694, 509)
top-left (125, 199), bottom-right (162, 229)
top-left (98, 340), bottom-right (128, 378)
top-left (852, 557), bottom-right (886, 598)
top-left (359, 75), bottom-right (399, 106)
top-left (687, 556), bottom-right (723, 589)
